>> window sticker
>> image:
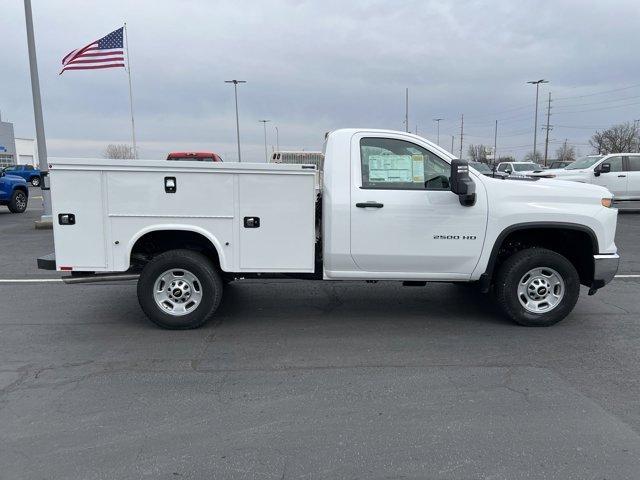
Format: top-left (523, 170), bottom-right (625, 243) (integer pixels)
top-left (367, 155), bottom-right (415, 183)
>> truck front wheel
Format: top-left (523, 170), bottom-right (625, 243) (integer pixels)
top-left (494, 248), bottom-right (580, 327)
top-left (137, 249), bottom-right (223, 329)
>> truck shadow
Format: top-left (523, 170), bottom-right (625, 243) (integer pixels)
top-left (215, 280), bottom-right (510, 328)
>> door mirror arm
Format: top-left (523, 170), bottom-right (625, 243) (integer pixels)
top-left (450, 160), bottom-right (476, 207)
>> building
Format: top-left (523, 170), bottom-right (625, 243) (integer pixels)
top-left (15, 138), bottom-right (37, 166)
top-left (0, 117), bottom-right (17, 168)
top-left (0, 114), bottom-right (37, 168)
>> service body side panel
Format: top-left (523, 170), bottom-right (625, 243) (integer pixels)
top-left (238, 173), bottom-right (316, 272)
top-left (49, 158), bottom-right (316, 274)
top-left (51, 170), bottom-right (108, 270)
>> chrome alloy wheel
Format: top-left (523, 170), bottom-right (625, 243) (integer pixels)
top-left (153, 269), bottom-right (203, 316)
top-left (517, 267), bottom-right (565, 314)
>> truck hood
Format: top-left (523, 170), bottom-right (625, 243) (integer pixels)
top-left (480, 174), bottom-right (611, 203)
top-left (2, 174), bottom-right (27, 184)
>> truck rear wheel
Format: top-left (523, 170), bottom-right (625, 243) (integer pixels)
top-left (494, 248), bottom-right (580, 327)
top-left (8, 190), bottom-right (28, 213)
top-left (137, 249), bottom-right (223, 329)
top-left (30, 176), bottom-right (41, 187)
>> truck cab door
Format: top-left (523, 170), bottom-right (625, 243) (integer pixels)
top-left (349, 133), bottom-right (488, 279)
top-left (624, 156), bottom-right (640, 198)
top-left (593, 156), bottom-right (627, 197)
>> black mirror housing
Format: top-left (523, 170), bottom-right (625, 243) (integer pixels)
top-left (450, 160), bottom-right (476, 207)
top-left (593, 162), bottom-right (611, 177)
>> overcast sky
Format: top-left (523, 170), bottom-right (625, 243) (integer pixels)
top-left (3, 0), bottom-right (640, 161)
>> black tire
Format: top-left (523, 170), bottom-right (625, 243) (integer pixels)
top-left (8, 190), bottom-right (28, 213)
top-left (30, 176), bottom-right (41, 187)
top-left (494, 248), bottom-right (580, 327)
top-left (137, 249), bottom-right (223, 329)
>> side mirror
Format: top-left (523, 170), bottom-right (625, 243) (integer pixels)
top-left (505, 168), bottom-right (512, 174)
top-left (450, 160), bottom-right (476, 207)
top-left (595, 163), bottom-right (611, 176)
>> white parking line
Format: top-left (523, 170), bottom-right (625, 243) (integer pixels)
top-left (0, 278), bottom-right (62, 283)
top-left (0, 275), bottom-right (639, 284)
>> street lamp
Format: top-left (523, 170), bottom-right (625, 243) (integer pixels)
top-left (274, 125), bottom-right (279, 151)
top-left (224, 80), bottom-right (246, 162)
top-left (433, 118), bottom-right (443, 145)
top-left (259, 119), bottom-right (270, 162)
top-left (527, 79), bottom-right (548, 160)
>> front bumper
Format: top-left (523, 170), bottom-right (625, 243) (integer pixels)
top-left (592, 253), bottom-right (619, 289)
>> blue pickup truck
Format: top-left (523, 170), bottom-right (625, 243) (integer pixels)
top-left (0, 170), bottom-right (29, 213)
top-left (2, 164), bottom-right (42, 186)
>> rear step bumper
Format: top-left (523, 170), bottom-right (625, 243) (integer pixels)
top-left (37, 253), bottom-right (56, 271)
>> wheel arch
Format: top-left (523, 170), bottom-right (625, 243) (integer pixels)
top-left (481, 222), bottom-right (598, 289)
top-left (127, 225), bottom-right (227, 272)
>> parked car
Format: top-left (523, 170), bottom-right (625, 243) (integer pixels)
top-left (551, 154), bottom-right (640, 200)
top-left (548, 160), bottom-right (574, 169)
top-left (40, 128), bottom-right (619, 330)
top-left (167, 152), bottom-right (223, 162)
top-left (2, 164), bottom-right (42, 186)
top-left (0, 169), bottom-right (29, 213)
top-left (469, 161), bottom-right (508, 179)
top-left (495, 161), bottom-right (544, 176)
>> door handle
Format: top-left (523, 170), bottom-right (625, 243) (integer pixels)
top-left (356, 202), bottom-right (384, 208)
top-left (618, 175), bottom-right (627, 178)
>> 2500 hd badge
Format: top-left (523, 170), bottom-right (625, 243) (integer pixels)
top-left (433, 235), bottom-right (477, 240)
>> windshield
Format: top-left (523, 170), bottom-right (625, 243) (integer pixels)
top-left (513, 163), bottom-right (539, 172)
top-left (565, 155), bottom-right (603, 170)
top-left (469, 162), bottom-right (491, 173)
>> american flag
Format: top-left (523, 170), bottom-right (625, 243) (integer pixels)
top-left (60, 27), bottom-right (125, 74)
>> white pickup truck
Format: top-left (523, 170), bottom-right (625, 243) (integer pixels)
top-left (38, 129), bottom-right (620, 329)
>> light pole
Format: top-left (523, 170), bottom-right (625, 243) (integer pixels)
top-left (23, 0), bottom-right (51, 224)
top-left (259, 119), bottom-right (270, 162)
top-left (433, 118), bottom-right (443, 145)
top-left (274, 126), bottom-right (279, 151)
top-left (527, 79), bottom-right (548, 160)
top-left (225, 80), bottom-right (246, 162)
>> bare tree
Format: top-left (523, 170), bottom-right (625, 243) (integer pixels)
top-left (467, 144), bottom-right (490, 162)
top-left (103, 144), bottom-right (135, 159)
top-left (555, 142), bottom-right (576, 162)
top-left (523, 151), bottom-right (543, 164)
top-left (589, 122), bottom-right (639, 154)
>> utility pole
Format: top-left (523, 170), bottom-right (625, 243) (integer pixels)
top-left (459, 114), bottom-right (464, 159)
top-left (274, 126), bottom-right (279, 151)
top-left (493, 120), bottom-right (498, 165)
top-left (259, 120), bottom-right (270, 162)
top-left (542, 92), bottom-right (552, 166)
top-left (23, 0), bottom-right (52, 224)
top-left (405, 88), bottom-right (409, 133)
top-left (527, 79), bottom-right (549, 160)
top-left (433, 118), bottom-right (443, 145)
top-left (451, 135), bottom-right (455, 154)
top-left (224, 80), bottom-right (246, 162)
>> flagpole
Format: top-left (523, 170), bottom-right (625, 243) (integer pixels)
top-left (123, 23), bottom-right (137, 158)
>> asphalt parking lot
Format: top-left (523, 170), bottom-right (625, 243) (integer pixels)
top-left (2, 188), bottom-right (640, 479)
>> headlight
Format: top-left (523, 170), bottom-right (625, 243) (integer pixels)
top-left (601, 198), bottom-right (613, 208)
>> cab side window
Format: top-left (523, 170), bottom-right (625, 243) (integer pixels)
top-left (606, 156), bottom-right (624, 172)
top-left (627, 156), bottom-right (640, 171)
top-left (497, 164), bottom-right (507, 172)
top-left (360, 137), bottom-right (451, 190)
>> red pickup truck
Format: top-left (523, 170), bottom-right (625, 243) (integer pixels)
top-left (166, 152), bottom-right (223, 162)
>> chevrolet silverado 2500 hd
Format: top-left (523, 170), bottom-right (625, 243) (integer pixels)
top-left (38, 129), bottom-right (619, 329)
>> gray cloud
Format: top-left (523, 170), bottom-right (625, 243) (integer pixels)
top-left (4, 0), bottom-right (640, 161)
